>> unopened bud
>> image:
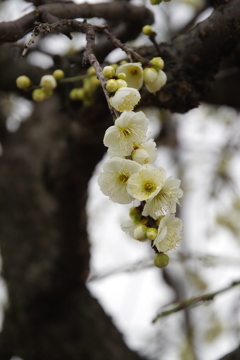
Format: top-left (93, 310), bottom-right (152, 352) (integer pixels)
top-left (146, 228), bottom-right (158, 240)
top-left (150, 0), bottom-right (162, 4)
top-left (42, 89), bottom-right (53, 98)
top-left (111, 64), bottom-right (119, 70)
top-left (53, 69), bottom-right (65, 80)
top-left (119, 60), bottom-right (128, 66)
top-left (16, 75), bottom-right (31, 89)
top-left (69, 88), bottom-right (85, 100)
top-left (106, 79), bottom-right (119, 93)
top-left (150, 57), bottom-right (164, 71)
top-left (116, 79), bottom-right (127, 88)
top-left (40, 75), bottom-right (57, 90)
top-left (117, 73), bottom-right (127, 80)
top-left (143, 67), bottom-right (158, 84)
top-left (154, 253), bottom-right (169, 268)
top-left (129, 207), bottom-right (142, 222)
top-left (90, 75), bottom-right (100, 86)
top-left (132, 148), bottom-right (149, 165)
top-left (142, 25), bottom-right (154, 35)
top-left (134, 224), bottom-right (148, 241)
top-left (87, 66), bottom-right (96, 75)
top-left (32, 89), bottom-right (45, 102)
top-left (102, 66), bottom-right (115, 79)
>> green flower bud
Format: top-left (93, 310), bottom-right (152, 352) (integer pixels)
top-left (111, 64), bottom-right (119, 70)
top-left (146, 227), bottom-right (158, 240)
top-left (150, 57), bottom-right (164, 70)
top-left (87, 66), bottom-right (96, 75)
top-left (129, 207), bottom-right (142, 222)
top-left (154, 253), bottom-right (170, 268)
top-left (16, 75), bottom-right (31, 89)
top-left (150, 0), bottom-right (162, 4)
top-left (69, 88), bottom-right (85, 101)
top-left (42, 89), bottom-right (53, 98)
top-left (142, 25), bottom-right (154, 35)
top-left (90, 75), bottom-right (100, 86)
top-left (119, 60), bottom-right (128, 66)
top-left (102, 66), bottom-right (115, 79)
top-left (143, 67), bottom-right (158, 84)
top-left (53, 69), bottom-right (65, 80)
top-left (106, 79), bottom-right (119, 93)
top-left (32, 88), bottom-right (45, 102)
top-left (83, 78), bottom-right (96, 93)
top-left (134, 224), bottom-right (148, 241)
top-left (40, 75), bottom-right (57, 90)
top-left (117, 73), bottom-right (127, 80)
top-left (116, 79), bottom-right (127, 88)
top-left (140, 217), bottom-right (148, 225)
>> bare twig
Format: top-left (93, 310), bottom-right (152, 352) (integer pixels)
top-left (103, 28), bottom-right (149, 66)
top-left (152, 280), bottom-right (240, 323)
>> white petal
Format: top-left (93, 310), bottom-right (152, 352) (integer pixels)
top-left (116, 63), bottom-right (143, 90)
top-left (109, 87), bottom-right (141, 112)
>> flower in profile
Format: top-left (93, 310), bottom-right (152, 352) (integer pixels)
top-left (153, 215), bottom-right (183, 253)
top-left (98, 157), bottom-right (140, 204)
top-left (131, 139), bottom-right (157, 165)
top-left (109, 87), bottom-right (141, 112)
top-left (121, 218), bottom-right (148, 241)
top-left (116, 62), bottom-right (143, 90)
top-left (142, 176), bottom-right (183, 219)
top-left (127, 164), bottom-right (166, 201)
top-left (144, 69), bottom-right (167, 93)
top-left (104, 111), bottom-right (149, 157)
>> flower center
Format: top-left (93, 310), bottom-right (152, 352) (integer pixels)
top-left (119, 174), bottom-right (129, 183)
top-left (131, 69), bottom-right (138, 75)
top-left (144, 182), bottom-right (156, 192)
top-left (123, 128), bottom-right (132, 137)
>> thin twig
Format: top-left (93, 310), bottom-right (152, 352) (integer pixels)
top-left (152, 280), bottom-right (240, 323)
top-left (149, 32), bottom-right (162, 56)
top-left (103, 28), bottom-right (149, 66)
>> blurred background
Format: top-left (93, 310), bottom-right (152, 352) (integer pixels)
top-left (0, 1), bottom-right (240, 360)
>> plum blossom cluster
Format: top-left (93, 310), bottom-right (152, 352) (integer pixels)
top-left (98, 61), bottom-right (183, 267)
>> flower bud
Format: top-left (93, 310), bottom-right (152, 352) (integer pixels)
top-left (129, 207), bottom-right (142, 222)
top-left (16, 75), bottom-right (31, 89)
top-left (106, 79), bottom-right (119, 93)
top-left (87, 66), bottom-right (96, 75)
top-left (150, 57), bottom-right (164, 71)
top-left (146, 228), bottom-right (158, 240)
top-left (102, 66), bottom-right (115, 79)
top-left (69, 88), bottom-right (85, 100)
top-left (142, 25), bottom-right (154, 35)
top-left (53, 69), bottom-right (65, 80)
top-left (117, 73), bottom-right (127, 80)
top-left (111, 64), bottom-right (119, 70)
top-left (150, 0), bottom-right (162, 4)
top-left (154, 253), bottom-right (169, 268)
top-left (42, 89), bottom-right (53, 98)
top-left (90, 75), bottom-right (100, 86)
top-left (119, 60), bottom-right (128, 66)
top-left (40, 75), bottom-right (57, 90)
top-left (116, 79), bottom-right (127, 89)
top-left (140, 217), bottom-right (148, 225)
top-left (143, 68), bottom-right (158, 84)
top-left (132, 148), bottom-right (149, 165)
top-left (32, 89), bottom-right (45, 102)
top-left (83, 78), bottom-right (95, 93)
top-left (134, 224), bottom-right (148, 241)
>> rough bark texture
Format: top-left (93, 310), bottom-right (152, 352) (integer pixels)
top-left (0, 0), bottom-right (240, 359)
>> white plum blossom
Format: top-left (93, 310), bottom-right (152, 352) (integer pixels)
top-left (142, 176), bottom-right (183, 219)
top-left (104, 111), bottom-right (149, 157)
top-left (127, 164), bottom-right (166, 201)
top-left (153, 215), bottom-right (183, 253)
top-left (145, 70), bottom-right (167, 93)
top-left (109, 87), bottom-right (141, 112)
top-left (116, 62), bottom-right (143, 90)
top-left (98, 157), bottom-right (140, 204)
